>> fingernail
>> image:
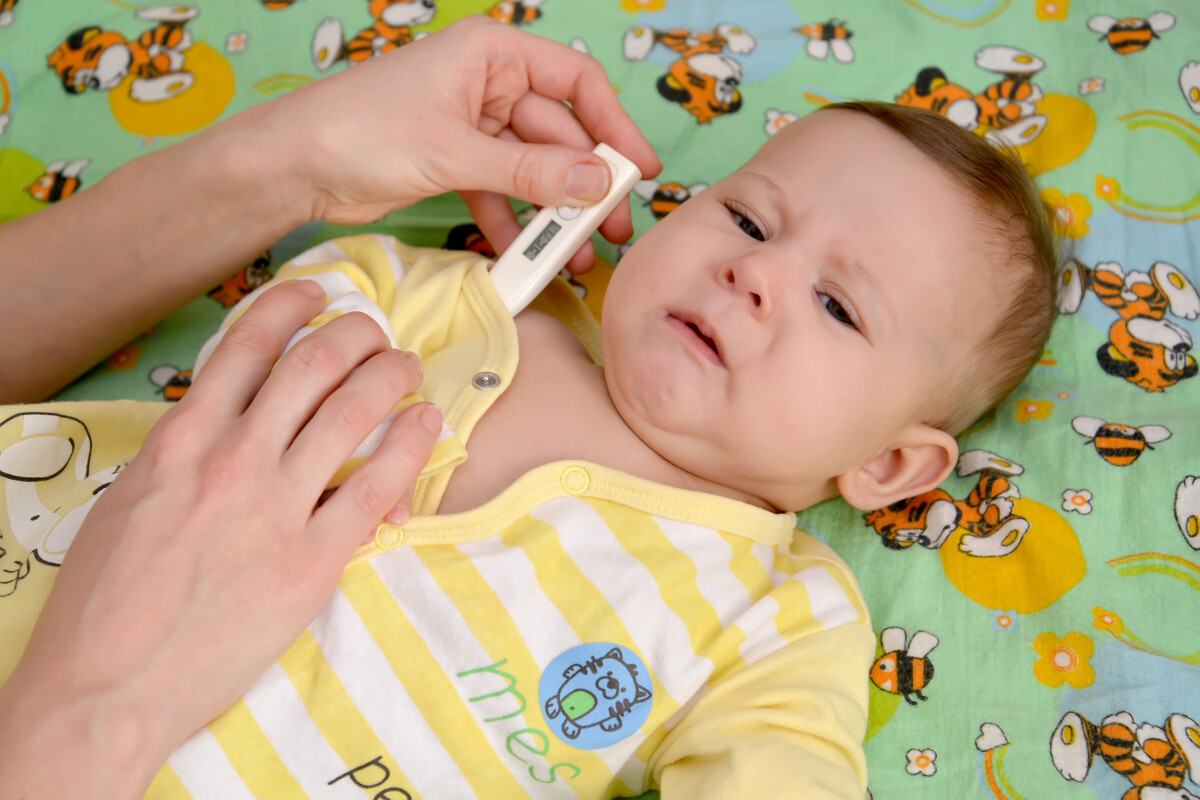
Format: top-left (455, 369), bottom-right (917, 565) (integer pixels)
top-left (385, 505), bottom-right (410, 526)
top-left (566, 162), bottom-right (610, 203)
top-left (296, 280), bottom-right (324, 299)
top-left (419, 405), bottom-right (442, 434)
top-left (400, 350), bottom-right (423, 377)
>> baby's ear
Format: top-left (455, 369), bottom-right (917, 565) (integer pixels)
top-left (835, 424), bottom-right (958, 511)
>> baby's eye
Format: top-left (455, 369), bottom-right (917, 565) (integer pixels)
top-left (819, 292), bottom-right (860, 330)
top-left (724, 200), bottom-right (765, 241)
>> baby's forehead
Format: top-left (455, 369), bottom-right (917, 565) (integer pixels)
top-left (745, 120), bottom-right (972, 200)
top-left (754, 108), bottom-right (911, 157)
top-left (853, 215), bottom-right (1003, 360)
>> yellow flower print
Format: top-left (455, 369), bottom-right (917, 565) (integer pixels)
top-left (1043, 188), bottom-right (1092, 238)
top-left (1033, 631), bottom-right (1095, 688)
top-left (1035, 0), bottom-right (1069, 21)
top-left (1092, 607), bottom-right (1126, 635)
top-left (1015, 399), bottom-right (1055, 423)
top-left (1095, 175), bottom-right (1121, 201)
top-left (621, 0), bottom-right (665, 11)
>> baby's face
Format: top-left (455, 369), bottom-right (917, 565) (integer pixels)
top-left (601, 110), bottom-right (996, 511)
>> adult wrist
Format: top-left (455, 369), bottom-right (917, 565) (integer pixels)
top-left (187, 101), bottom-right (318, 233)
top-left (0, 675), bottom-right (164, 799)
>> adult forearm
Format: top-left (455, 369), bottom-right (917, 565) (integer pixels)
top-left (0, 109), bottom-right (312, 402)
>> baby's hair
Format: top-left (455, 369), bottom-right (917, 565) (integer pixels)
top-left (816, 100), bottom-right (1059, 435)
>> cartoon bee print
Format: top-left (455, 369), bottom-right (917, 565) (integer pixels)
top-left (149, 365), bottom-right (193, 401)
top-left (487, 0), bottom-right (542, 26)
top-left (1071, 416), bottom-right (1171, 466)
top-left (27, 159), bottom-right (90, 203)
top-left (794, 20), bottom-right (854, 63)
top-left (870, 627), bottom-right (938, 705)
top-left (633, 179), bottom-right (707, 220)
top-left (1087, 12), bottom-right (1175, 54)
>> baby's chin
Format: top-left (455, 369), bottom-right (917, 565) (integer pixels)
top-left (599, 360), bottom-right (829, 512)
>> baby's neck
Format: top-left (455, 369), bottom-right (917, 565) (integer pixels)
top-left (435, 310), bottom-right (768, 515)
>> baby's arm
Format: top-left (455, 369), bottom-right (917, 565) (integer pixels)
top-left (195, 235), bottom-right (405, 375)
top-left (652, 621), bottom-right (874, 799)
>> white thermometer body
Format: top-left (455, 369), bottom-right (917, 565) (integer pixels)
top-left (489, 143), bottom-right (642, 316)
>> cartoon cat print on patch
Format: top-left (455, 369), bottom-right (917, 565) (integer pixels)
top-left (543, 647), bottom-right (652, 741)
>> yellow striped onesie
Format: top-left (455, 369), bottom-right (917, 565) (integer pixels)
top-left (0, 234), bottom-right (874, 799)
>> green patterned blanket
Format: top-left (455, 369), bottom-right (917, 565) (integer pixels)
top-left (2, 1), bottom-right (1198, 798)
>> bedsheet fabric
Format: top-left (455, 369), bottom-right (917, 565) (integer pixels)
top-left (2, 1), bottom-right (1199, 799)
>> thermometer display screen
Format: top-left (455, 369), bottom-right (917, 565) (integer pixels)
top-left (523, 220), bottom-right (562, 260)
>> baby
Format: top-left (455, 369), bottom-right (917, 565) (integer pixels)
top-left (0, 101), bottom-right (1056, 799)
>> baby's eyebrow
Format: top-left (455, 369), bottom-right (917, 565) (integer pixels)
top-left (842, 254), bottom-right (897, 342)
top-left (742, 170), bottom-right (788, 212)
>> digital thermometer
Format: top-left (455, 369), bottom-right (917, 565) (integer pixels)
top-left (489, 143), bottom-right (641, 316)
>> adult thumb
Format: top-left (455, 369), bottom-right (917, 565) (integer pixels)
top-left (470, 138), bottom-right (612, 207)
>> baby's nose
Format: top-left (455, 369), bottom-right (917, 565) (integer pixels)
top-left (722, 265), bottom-right (772, 317)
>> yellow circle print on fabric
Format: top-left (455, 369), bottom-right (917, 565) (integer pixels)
top-left (940, 497), bottom-right (1085, 613)
top-left (109, 42), bottom-right (235, 137)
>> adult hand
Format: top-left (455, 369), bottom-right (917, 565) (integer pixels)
top-left (240, 14), bottom-right (661, 273)
top-left (0, 14), bottom-right (657, 402)
top-left (0, 281), bottom-right (439, 798)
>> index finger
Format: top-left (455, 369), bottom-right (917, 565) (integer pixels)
top-left (504, 93), bottom-right (636, 246)
top-left (183, 280), bottom-right (327, 418)
top-left (487, 25), bottom-right (662, 180)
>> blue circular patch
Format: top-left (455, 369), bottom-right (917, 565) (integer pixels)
top-left (539, 643), bottom-right (653, 750)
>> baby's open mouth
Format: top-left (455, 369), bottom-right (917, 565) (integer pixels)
top-left (686, 322), bottom-right (719, 356)
top-left (669, 313), bottom-right (724, 365)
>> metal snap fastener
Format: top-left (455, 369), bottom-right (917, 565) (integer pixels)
top-left (472, 371), bottom-right (501, 390)
top-left (375, 523), bottom-right (405, 550)
top-left (560, 465), bottom-right (590, 496)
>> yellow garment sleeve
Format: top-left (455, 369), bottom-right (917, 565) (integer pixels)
top-left (651, 621), bottom-right (874, 800)
top-left (194, 234), bottom-right (408, 374)
top-left (194, 234), bottom-right (467, 487)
